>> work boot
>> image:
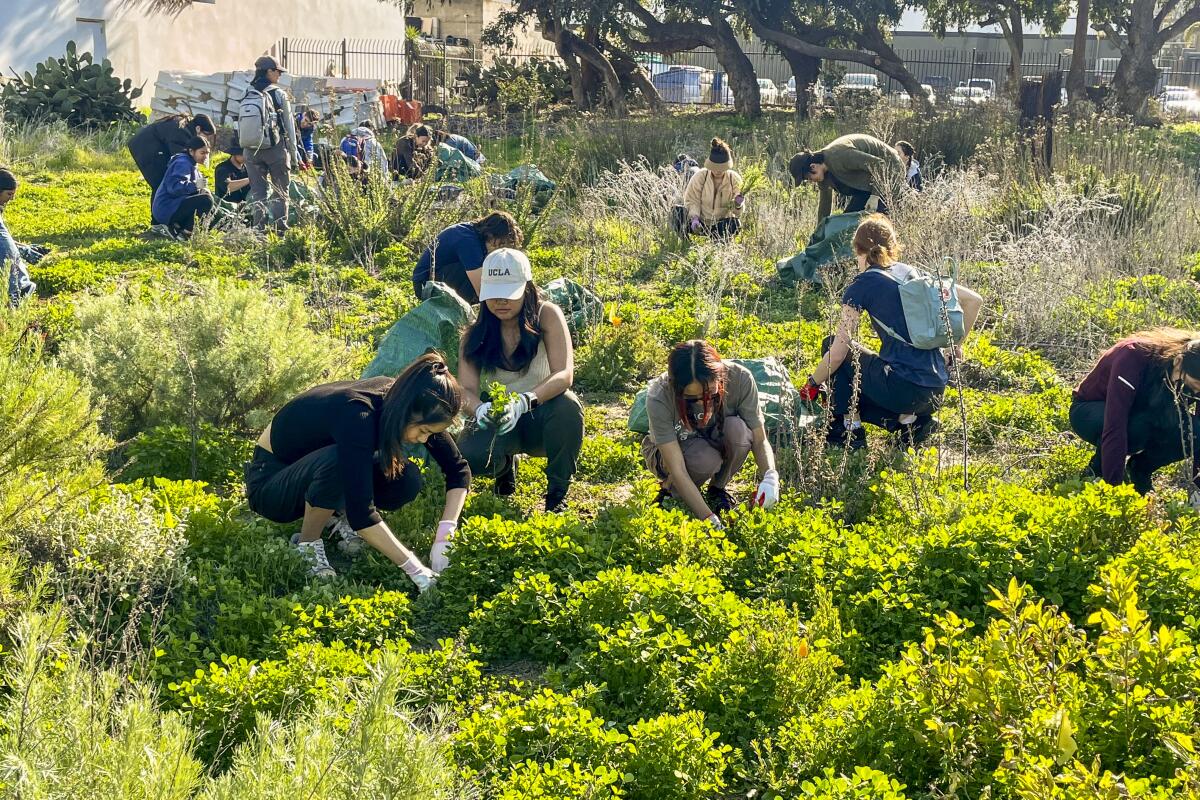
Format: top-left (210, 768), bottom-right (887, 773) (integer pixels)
top-left (290, 534), bottom-right (336, 578)
top-left (546, 485), bottom-right (570, 514)
top-left (895, 416), bottom-right (941, 449)
top-left (826, 425), bottom-right (867, 451)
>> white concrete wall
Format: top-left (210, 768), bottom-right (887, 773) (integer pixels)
top-left (0, 0), bottom-right (409, 99)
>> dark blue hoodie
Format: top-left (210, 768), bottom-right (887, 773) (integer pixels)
top-left (152, 152), bottom-right (207, 223)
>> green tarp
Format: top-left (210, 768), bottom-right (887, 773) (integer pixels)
top-left (775, 211), bottom-right (869, 286)
top-left (436, 143), bottom-right (482, 183)
top-left (627, 357), bottom-right (805, 437)
top-left (361, 281), bottom-right (475, 379)
top-left (543, 277), bottom-right (603, 337)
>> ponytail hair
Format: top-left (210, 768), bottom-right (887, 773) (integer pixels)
top-left (667, 340), bottom-right (727, 432)
top-left (378, 352), bottom-right (463, 478)
top-left (852, 213), bottom-right (902, 267)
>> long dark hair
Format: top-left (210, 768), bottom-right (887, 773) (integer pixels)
top-left (472, 211), bottom-right (523, 249)
top-left (378, 352), bottom-right (463, 478)
top-left (462, 283), bottom-right (543, 373)
top-left (668, 340), bottom-right (727, 432)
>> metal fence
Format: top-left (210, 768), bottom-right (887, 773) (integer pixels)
top-left (279, 38), bottom-right (409, 82)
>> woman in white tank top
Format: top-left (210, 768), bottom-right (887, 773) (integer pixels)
top-left (456, 248), bottom-right (585, 513)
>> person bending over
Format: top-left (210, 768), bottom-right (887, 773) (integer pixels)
top-left (412, 211), bottom-right (523, 304)
top-left (126, 113), bottom-right (216, 224)
top-left (1070, 329), bottom-right (1200, 500)
top-left (245, 353), bottom-right (471, 589)
top-left (432, 129), bottom-right (486, 165)
top-left (788, 133), bottom-right (905, 226)
top-left (682, 137), bottom-right (744, 240)
top-left (804, 214), bottom-right (983, 449)
top-left (391, 124), bottom-right (434, 179)
top-left (457, 249), bottom-right (584, 513)
top-left (152, 136), bottom-right (215, 239)
top-left (294, 108), bottom-right (322, 168)
top-left (641, 340), bottom-right (780, 528)
top-left (895, 140), bottom-right (923, 191)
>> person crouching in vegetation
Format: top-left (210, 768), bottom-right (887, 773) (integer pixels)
top-left (641, 340), bottom-right (780, 528)
top-left (391, 124), bottom-right (434, 179)
top-left (1070, 329), bottom-right (1200, 501)
top-left (151, 136), bottom-right (215, 240)
top-left (682, 137), bottom-right (744, 240)
top-left (895, 140), bottom-right (923, 191)
top-left (432, 129), bottom-right (486, 165)
top-left (0, 168), bottom-right (40, 307)
top-left (412, 211), bottom-right (523, 304)
top-left (456, 249), bottom-right (584, 513)
top-left (214, 139), bottom-right (251, 206)
top-left (245, 353), bottom-right (471, 589)
top-left (788, 134), bottom-right (905, 229)
top-left (126, 112), bottom-right (216, 224)
top-left (803, 214), bottom-right (983, 450)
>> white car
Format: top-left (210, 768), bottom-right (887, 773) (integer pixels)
top-left (839, 73), bottom-right (882, 95)
top-left (967, 78), bottom-right (997, 99)
top-left (758, 78), bottom-right (780, 105)
top-left (951, 86), bottom-right (987, 107)
top-left (784, 76), bottom-right (797, 104)
top-left (895, 83), bottom-right (936, 108)
top-left (1160, 88), bottom-right (1200, 118)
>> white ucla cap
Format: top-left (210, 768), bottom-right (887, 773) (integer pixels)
top-left (479, 248), bottom-right (532, 302)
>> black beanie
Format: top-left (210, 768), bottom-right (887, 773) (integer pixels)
top-left (0, 169), bottom-right (16, 191)
top-left (709, 138), bottom-right (730, 164)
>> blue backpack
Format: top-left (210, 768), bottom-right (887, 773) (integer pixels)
top-left (873, 259), bottom-right (966, 350)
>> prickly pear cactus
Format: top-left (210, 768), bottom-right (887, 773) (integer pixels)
top-left (1, 40), bottom-right (143, 128)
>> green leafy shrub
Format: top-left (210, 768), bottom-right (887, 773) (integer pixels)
top-left (122, 423), bottom-right (254, 487)
top-left (467, 572), bottom-right (569, 662)
top-left (491, 759), bottom-right (624, 799)
top-left (576, 436), bottom-right (642, 483)
top-left (591, 502), bottom-right (743, 577)
top-left (1, 41), bottom-right (141, 128)
top-left (280, 590), bottom-right (415, 652)
top-left (460, 57), bottom-right (571, 111)
top-left (575, 321), bottom-right (666, 392)
top-left (796, 767), bottom-right (910, 800)
top-left (1060, 274), bottom-right (1200, 341)
top-left (60, 279), bottom-right (351, 438)
top-left (622, 712), bottom-right (730, 800)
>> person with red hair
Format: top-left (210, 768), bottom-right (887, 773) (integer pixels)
top-left (639, 340), bottom-right (780, 527)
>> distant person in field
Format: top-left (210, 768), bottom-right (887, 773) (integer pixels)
top-left (895, 140), bottom-right (923, 191)
top-left (412, 211), bottom-right (523, 304)
top-left (640, 340), bottom-right (780, 528)
top-left (294, 108), bottom-right (322, 168)
top-left (432, 129), bottom-right (486, 165)
top-left (322, 153), bottom-right (367, 197)
top-left (340, 122), bottom-right (389, 177)
top-left (152, 136), bottom-right (215, 239)
top-left (246, 353), bottom-right (471, 587)
top-left (243, 55), bottom-right (299, 232)
top-left (126, 113), bottom-right (216, 226)
top-left (0, 168), bottom-right (42, 307)
top-left (1070, 329), bottom-right (1200, 501)
top-left (788, 133), bottom-right (905, 227)
top-left (802, 214), bottom-right (983, 450)
top-left (456, 249), bottom-right (584, 513)
top-left (214, 139), bottom-right (251, 205)
top-left (682, 137), bottom-right (744, 240)
top-left (391, 124), bottom-right (434, 179)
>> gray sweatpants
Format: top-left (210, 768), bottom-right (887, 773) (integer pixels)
top-left (244, 144), bottom-right (290, 231)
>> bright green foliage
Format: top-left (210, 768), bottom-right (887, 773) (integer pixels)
top-left (622, 712), bottom-right (730, 800)
top-left (280, 590), bottom-right (414, 651)
top-left (1062, 274), bottom-right (1200, 341)
top-left (575, 321), bottom-right (666, 392)
top-left (491, 759), bottom-right (625, 799)
top-left (797, 767), bottom-right (910, 800)
top-left (1, 41), bottom-right (142, 128)
top-left (591, 502), bottom-right (743, 576)
top-left (61, 279), bottom-right (352, 437)
top-left (123, 423), bottom-right (255, 487)
top-left (576, 436), bottom-right (642, 483)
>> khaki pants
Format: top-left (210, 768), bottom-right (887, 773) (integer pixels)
top-left (245, 144), bottom-right (290, 231)
top-left (641, 414), bottom-right (753, 495)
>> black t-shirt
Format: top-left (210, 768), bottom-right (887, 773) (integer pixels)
top-left (214, 157), bottom-right (249, 203)
top-left (842, 264), bottom-right (948, 389)
top-left (269, 377), bottom-right (471, 530)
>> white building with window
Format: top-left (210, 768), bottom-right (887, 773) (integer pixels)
top-left (0, 0), bottom-right (410, 97)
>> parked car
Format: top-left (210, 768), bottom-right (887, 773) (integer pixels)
top-left (894, 83), bottom-right (936, 108)
top-left (1160, 88), bottom-right (1200, 118)
top-left (967, 78), bottom-right (997, 99)
top-left (784, 76), bottom-right (797, 104)
top-left (651, 65), bottom-right (714, 105)
top-left (839, 73), bottom-right (882, 96)
top-left (951, 86), bottom-right (987, 107)
top-left (758, 78), bottom-right (780, 105)
top-left (923, 75), bottom-right (953, 97)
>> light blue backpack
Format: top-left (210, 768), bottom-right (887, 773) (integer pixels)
top-left (873, 258), bottom-right (966, 350)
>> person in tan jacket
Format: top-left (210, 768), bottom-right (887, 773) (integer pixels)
top-left (788, 133), bottom-right (905, 225)
top-left (682, 138), bottom-right (744, 240)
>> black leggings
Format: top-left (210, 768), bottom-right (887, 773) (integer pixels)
top-left (1068, 399), bottom-right (1199, 493)
top-left (244, 445), bottom-right (423, 525)
top-left (842, 188), bottom-right (888, 215)
top-left (169, 193), bottom-right (216, 236)
top-left (822, 335), bottom-right (942, 428)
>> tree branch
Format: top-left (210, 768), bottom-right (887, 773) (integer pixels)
top-left (1160, 2), bottom-right (1200, 46)
top-left (1097, 20), bottom-right (1133, 57)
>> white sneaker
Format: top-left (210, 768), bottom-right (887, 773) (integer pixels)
top-left (327, 514), bottom-right (366, 556)
top-left (409, 567), bottom-right (437, 594)
top-left (290, 534), bottom-right (336, 578)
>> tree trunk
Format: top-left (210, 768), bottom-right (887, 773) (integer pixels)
top-left (998, 11), bottom-right (1025, 95)
top-left (1112, 47), bottom-right (1160, 117)
top-left (1067, 0), bottom-right (1090, 103)
top-left (608, 43), bottom-right (666, 112)
top-left (781, 47), bottom-right (820, 119)
top-left (567, 29), bottom-right (628, 116)
top-left (546, 17), bottom-right (589, 109)
top-left (708, 13), bottom-right (761, 118)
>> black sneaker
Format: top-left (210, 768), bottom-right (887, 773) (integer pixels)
top-left (826, 426), bottom-right (867, 451)
top-left (494, 457), bottom-right (516, 497)
top-left (546, 486), bottom-right (569, 513)
top-left (705, 485), bottom-right (737, 514)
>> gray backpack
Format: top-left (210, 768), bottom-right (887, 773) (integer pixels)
top-left (873, 259), bottom-right (966, 350)
top-left (237, 86), bottom-right (281, 151)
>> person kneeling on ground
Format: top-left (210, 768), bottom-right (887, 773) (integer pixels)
top-left (126, 113), bottom-right (216, 228)
top-left (412, 211), bottom-right (523, 304)
top-left (0, 168), bottom-right (41, 307)
top-left (1070, 328), bottom-right (1200, 502)
top-left (895, 140), bottom-right (923, 191)
top-left (641, 340), bottom-right (781, 528)
top-left (804, 214), bottom-right (983, 450)
top-left (151, 136), bottom-right (215, 239)
top-left (432, 129), bottom-right (486, 165)
top-left (456, 249), bottom-right (584, 513)
top-left (682, 137), bottom-right (744, 240)
top-left (788, 133), bottom-right (905, 228)
top-left (214, 139), bottom-right (251, 206)
top-left (245, 353), bottom-right (471, 588)
top-left (391, 124), bottom-right (434, 180)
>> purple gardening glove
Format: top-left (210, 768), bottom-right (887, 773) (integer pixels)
top-left (734, 193), bottom-right (746, 208)
top-left (689, 216), bottom-right (703, 233)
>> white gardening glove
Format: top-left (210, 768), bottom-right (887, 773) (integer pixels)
top-left (429, 520), bottom-right (457, 573)
top-left (704, 513), bottom-right (726, 530)
top-left (496, 392), bottom-right (535, 436)
top-left (755, 469), bottom-right (780, 509)
top-left (474, 402), bottom-right (494, 430)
